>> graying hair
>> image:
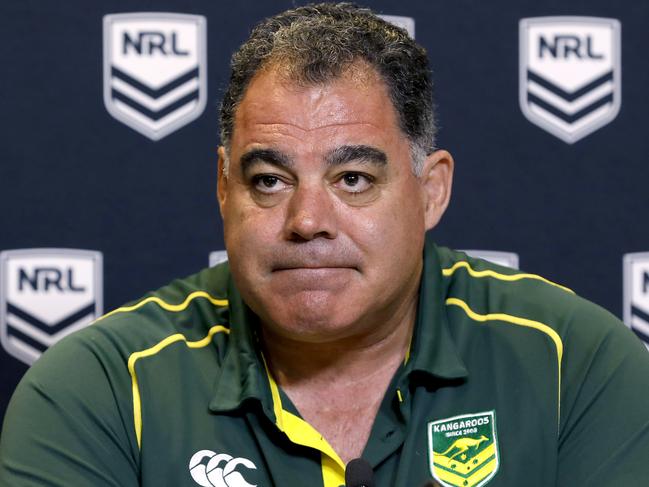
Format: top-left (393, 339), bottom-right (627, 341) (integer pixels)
top-left (219, 2), bottom-right (436, 175)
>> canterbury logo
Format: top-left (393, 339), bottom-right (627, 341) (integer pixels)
top-left (189, 450), bottom-right (258, 487)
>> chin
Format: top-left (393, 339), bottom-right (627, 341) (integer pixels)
top-left (261, 293), bottom-right (360, 341)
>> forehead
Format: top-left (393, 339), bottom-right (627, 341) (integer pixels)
top-left (230, 64), bottom-right (406, 149)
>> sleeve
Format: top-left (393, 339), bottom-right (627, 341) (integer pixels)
top-left (0, 328), bottom-right (140, 486)
top-left (557, 300), bottom-right (649, 486)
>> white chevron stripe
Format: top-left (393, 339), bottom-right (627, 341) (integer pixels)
top-left (528, 102), bottom-right (612, 133)
top-left (6, 336), bottom-right (41, 363)
top-left (113, 98), bottom-right (198, 131)
top-left (632, 313), bottom-right (649, 340)
top-left (111, 77), bottom-right (200, 112)
top-left (527, 80), bottom-right (614, 116)
top-left (7, 312), bottom-right (94, 347)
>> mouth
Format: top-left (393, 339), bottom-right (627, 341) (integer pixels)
top-left (272, 264), bottom-right (357, 272)
top-left (268, 247), bottom-right (361, 274)
top-left (268, 266), bottom-right (358, 291)
top-left (272, 265), bottom-right (358, 273)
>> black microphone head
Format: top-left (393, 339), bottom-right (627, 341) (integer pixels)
top-left (345, 458), bottom-right (375, 487)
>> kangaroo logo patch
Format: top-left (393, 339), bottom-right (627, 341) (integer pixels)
top-left (428, 411), bottom-right (499, 487)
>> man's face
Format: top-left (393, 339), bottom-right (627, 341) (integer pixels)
top-left (218, 65), bottom-right (452, 342)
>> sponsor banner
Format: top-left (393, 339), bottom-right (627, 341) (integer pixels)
top-left (0, 249), bottom-right (103, 365)
top-left (519, 16), bottom-right (621, 143)
top-left (461, 250), bottom-right (520, 269)
top-left (103, 12), bottom-right (207, 140)
top-left (623, 252), bottom-right (649, 350)
top-left (428, 411), bottom-right (500, 487)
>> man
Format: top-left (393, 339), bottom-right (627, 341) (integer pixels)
top-left (1, 3), bottom-right (649, 487)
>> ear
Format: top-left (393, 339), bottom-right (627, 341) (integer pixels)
top-left (420, 149), bottom-right (454, 231)
top-left (217, 146), bottom-right (229, 215)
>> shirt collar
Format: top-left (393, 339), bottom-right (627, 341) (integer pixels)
top-left (404, 235), bottom-right (468, 381)
top-left (209, 272), bottom-right (275, 417)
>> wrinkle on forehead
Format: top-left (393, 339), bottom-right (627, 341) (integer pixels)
top-left (260, 57), bottom-right (379, 90)
top-left (234, 63), bottom-right (393, 134)
top-left (251, 121), bottom-right (386, 136)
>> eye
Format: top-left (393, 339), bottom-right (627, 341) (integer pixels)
top-left (252, 174), bottom-right (290, 194)
top-left (334, 172), bottom-right (373, 193)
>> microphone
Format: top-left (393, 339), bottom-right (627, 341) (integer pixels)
top-left (344, 458), bottom-right (375, 487)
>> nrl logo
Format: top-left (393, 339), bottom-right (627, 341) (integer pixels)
top-left (103, 12), bottom-right (207, 140)
top-left (428, 411), bottom-right (499, 487)
top-left (623, 252), bottom-right (649, 350)
top-left (519, 16), bottom-right (621, 144)
top-left (0, 249), bottom-right (103, 365)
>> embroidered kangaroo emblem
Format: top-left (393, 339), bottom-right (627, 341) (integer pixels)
top-left (437, 435), bottom-right (489, 460)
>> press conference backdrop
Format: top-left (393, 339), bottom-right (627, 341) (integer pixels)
top-left (1, 0), bottom-right (648, 422)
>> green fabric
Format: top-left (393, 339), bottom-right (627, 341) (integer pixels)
top-left (2, 235), bottom-right (649, 486)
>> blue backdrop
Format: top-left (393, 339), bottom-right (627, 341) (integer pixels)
top-left (1, 0), bottom-right (647, 422)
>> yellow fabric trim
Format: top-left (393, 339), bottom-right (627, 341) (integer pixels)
top-left (262, 358), bottom-right (346, 482)
top-left (322, 453), bottom-right (345, 487)
top-left (260, 354), bottom-right (285, 429)
top-left (397, 389), bottom-right (404, 403)
top-left (445, 297), bottom-right (563, 427)
top-left (404, 334), bottom-right (412, 364)
top-left (281, 411), bottom-right (345, 473)
top-left (96, 291), bottom-right (228, 322)
top-left (127, 324), bottom-right (230, 448)
top-left (442, 261), bottom-right (574, 294)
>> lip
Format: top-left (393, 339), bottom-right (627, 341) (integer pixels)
top-left (272, 266), bottom-right (357, 272)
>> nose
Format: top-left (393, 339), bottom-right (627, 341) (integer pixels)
top-left (283, 182), bottom-right (337, 241)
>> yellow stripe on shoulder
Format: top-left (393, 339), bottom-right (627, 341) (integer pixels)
top-left (128, 324), bottom-right (230, 449)
top-left (445, 297), bottom-right (563, 431)
top-left (442, 261), bottom-right (573, 294)
top-left (95, 291), bottom-right (228, 323)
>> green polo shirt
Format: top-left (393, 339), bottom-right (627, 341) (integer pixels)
top-left (2, 237), bottom-right (649, 487)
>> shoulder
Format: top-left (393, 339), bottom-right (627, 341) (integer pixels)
top-left (435, 245), bottom-right (621, 340)
top-left (15, 263), bottom-right (233, 403)
top-left (84, 263), bottom-right (232, 356)
top-left (434, 245), bottom-right (649, 389)
top-left (2, 264), bottom-right (234, 467)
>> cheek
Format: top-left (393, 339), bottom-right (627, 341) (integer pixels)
top-left (348, 188), bottom-right (426, 263)
top-left (224, 196), bottom-right (276, 258)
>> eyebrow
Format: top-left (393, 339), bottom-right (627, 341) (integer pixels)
top-left (238, 144), bottom-right (388, 174)
top-left (325, 145), bottom-right (387, 167)
top-left (240, 148), bottom-right (293, 174)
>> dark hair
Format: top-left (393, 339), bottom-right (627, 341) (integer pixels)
top-left (219, 2), bottom-right (436, 174)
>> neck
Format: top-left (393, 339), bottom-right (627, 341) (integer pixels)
top-left (259, 292), bottom-right (419, 464)
top-left (260, 293), bottom-right (418, 391)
